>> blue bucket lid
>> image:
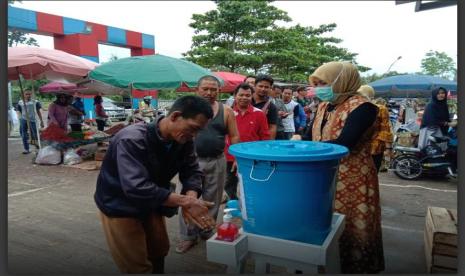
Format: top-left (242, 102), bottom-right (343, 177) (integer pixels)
top-left (229, 140), bottom-right (348, 162)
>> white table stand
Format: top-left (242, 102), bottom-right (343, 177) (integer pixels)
top-left (206, 213), bottom-right (345, 274)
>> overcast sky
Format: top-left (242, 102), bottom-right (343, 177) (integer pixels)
top-left (11, 1), bottom-right (457, 76)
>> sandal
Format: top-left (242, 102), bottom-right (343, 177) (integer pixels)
top-left (175, 239), bottom-right (197, 254)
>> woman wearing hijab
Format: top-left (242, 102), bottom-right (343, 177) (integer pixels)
top-left (305, 61), bottom-right (384, 273)
top-left (358, 85), bottom-right (394, 172)
top-left (47, 93), bottom-right (70, 131)
top-left (418, 87), bottom-right (451, 150)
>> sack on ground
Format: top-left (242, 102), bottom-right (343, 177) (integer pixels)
top-left (63, 148), bottom-right (82, 165)
top-left (35, 146), bottom-right (62, 165)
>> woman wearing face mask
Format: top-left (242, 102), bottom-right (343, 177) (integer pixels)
top-left (417, 87), bottom-right (452, 150)
top-left (304, 61), bottom-right (383, 273)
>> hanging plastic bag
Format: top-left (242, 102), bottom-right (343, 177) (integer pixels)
top-left (9, 107), bottom-right (19, 127)
top-left (63, 148), bottom-right (82, 165)
top-left (35, 145), bottom-right (62, 165)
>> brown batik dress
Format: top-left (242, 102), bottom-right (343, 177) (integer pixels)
top-left (312, 95), bottom-right (385, 273)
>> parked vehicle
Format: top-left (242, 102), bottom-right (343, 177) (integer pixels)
top-left (391, 134), bottom-right (457, 180)
top-left (103, 97), bottom-right (127, 122)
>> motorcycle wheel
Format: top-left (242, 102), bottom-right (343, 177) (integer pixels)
top-left (392, 155), bottom-right (423, 180)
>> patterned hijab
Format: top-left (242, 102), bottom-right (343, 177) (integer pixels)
top-left (309, 61), bottom-right (362, 105)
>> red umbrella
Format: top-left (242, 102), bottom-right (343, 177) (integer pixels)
top-left (176, 71), bottom-right (246, 93)
top-left (214, 71), bottom-right (246, 92)
top-left (39, 81), bottom-right (96, 97)
top-left (40, 81), bottom-right (80, 92)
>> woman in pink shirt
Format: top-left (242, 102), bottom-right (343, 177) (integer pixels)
top-left (47, 93), bottom-right (70, 131)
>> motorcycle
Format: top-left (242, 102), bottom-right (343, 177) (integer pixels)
top-left (390, 133), bottom-right (457, 180)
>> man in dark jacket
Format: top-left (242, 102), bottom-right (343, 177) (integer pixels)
top-left (95, 95), bottom-right (216, 273)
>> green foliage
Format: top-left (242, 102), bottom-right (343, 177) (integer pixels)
top-left (158, 89), bottom-right (183, 100)
top-left (8, 30), bottom-right (39, 47)
top-left (8, 1), bottom-right (39, 47)
top-left (10, 78), bottom-right (53, 104)
top-left (184, 0), bottom-right (291, 72)
top-left (185, 0), bottom-right (369, 81)
top-left (421, 50), bottom-right (456, 80)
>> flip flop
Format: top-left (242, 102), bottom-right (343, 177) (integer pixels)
top-left (175, 239), bottom-right (197, 254)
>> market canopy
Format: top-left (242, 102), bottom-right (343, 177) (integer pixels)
top-left (369, 74), bottom-right (457, 98)
top-left (87, 54), bottom-right (221, 91)
top-left (38, 81), bottom-right (102, 96)
top-left (8, 46), bottom-right (98, 82)
top-left (177, 71), bottom-right (245, 93)
top-left (214, 71), bottom-right (246, 92)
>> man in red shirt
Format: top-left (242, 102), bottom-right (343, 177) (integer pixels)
top-left (224, 83), bottom-right (270, 200)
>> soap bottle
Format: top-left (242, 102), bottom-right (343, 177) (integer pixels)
top-left (216, 208), bottom-right (239, 242)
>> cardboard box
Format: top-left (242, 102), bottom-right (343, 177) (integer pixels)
top-left (424, 207), bottom-right (457, 273)
top-left (396, 132), bottom-right (419, 147)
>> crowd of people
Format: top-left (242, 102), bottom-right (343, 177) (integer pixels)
top-left (11, 60), bottom-right (456, 274)
top-left (14, 92), bottom-right (108, 153)
top-left (93, 61), bottom-right (404, 274)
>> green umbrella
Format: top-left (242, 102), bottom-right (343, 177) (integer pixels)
top-left (88, 54), bottom-right (221, 90)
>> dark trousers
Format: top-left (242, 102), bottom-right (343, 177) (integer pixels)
top-left (373, 153), bottom-right (384, 173)
top-left (70, 124), bottom-right (82, 132)
top-left (276, 131), bottom-right (292, 140)
top-left (19, 119), bottom-right (37, 152)
top-left (224, 161), bottom-right (239, 200)
top-left (96, 119), bottom-right (106, 131)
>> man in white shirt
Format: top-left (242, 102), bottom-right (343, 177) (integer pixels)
top-left (280, 88), bottom-right (299, 140)
top-left (16, 91), bottom-right (44, 154)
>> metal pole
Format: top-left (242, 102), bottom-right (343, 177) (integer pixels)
top-left (385, 56), bottom-right (402, 75)
top-left (29, 69), bottom-right (42, 149)
top-left (8, 82), bottom-right (12, 108)
top-left (130, 83), bottom-right (135, 124)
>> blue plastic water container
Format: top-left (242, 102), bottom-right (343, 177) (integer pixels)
top-left (228, 140), bottom-right (348, 245)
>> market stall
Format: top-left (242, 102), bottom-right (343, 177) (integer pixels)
top-left (8, 46), bottom-right (98, 149)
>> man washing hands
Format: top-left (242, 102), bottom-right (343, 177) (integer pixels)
top-left (94, 96), bottom-right (216, 274)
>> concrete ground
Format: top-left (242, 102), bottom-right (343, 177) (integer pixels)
top-left (7, 134), bottom-right (457, 274)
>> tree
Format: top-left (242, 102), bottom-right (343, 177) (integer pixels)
top-left (256, 24), bottom-right (369, 82)
top-left (184, 0), bottom-right (291, 72)
top-left (185, 0), bottom-right (369, 81)
top-left (8, 1), bottom-right (39, 47)
top-left (8, 30), bottom-right (39, 47)
top-left (420, 50), bottom-right (456, 80)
